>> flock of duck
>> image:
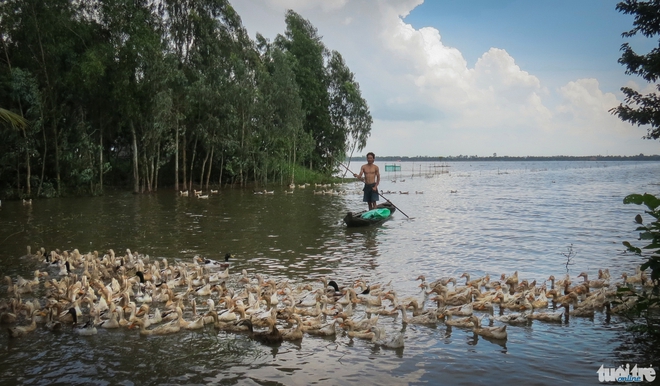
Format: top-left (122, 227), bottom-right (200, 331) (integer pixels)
top-left (174, 181), bottom-right (434, 197)
top-left (1, 246), bottom-right (653, 350)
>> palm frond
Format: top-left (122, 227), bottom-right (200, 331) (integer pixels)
top-left (0, 108), bottom-right (28, 130)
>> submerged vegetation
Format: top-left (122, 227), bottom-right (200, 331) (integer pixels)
top-left (0, 0), bottom-right (372, 198)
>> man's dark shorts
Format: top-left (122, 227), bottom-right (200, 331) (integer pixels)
top-left (363, 183), bottom-right (379, 203)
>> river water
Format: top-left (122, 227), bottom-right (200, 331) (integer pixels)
top-left (0, 161), bottom-right (658, 385)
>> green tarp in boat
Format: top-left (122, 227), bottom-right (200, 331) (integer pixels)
top-left (361, 208), bottom-right (391, 220)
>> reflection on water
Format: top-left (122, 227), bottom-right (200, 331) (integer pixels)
top-left (0, 161), bottom-right (659, 385)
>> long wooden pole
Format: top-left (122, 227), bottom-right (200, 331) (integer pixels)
top-left (339, 162), bottom-right (413, 219)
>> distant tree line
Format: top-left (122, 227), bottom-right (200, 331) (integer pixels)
top-left (352, 155), bottom-right (660, 162)
top-left (0, 0), bottom-right (372, 198)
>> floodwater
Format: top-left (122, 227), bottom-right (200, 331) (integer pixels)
top-left (0, 161), bottom-right (658, 385)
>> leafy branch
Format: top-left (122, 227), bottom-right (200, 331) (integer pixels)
top-left (621, 193), bottom-right (660, 335)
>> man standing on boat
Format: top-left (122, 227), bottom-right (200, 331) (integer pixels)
top-left (354, 152), bottom-right (380, 210)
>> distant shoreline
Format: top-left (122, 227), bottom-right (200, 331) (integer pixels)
top-left (348, 155), bottom-right (660, 162)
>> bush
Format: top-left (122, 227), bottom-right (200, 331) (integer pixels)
top-left (621, 193), bottom-right (660, 335)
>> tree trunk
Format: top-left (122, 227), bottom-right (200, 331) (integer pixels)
top-left (99, 125), bottom-right (103, 192)
top-left (189, 136), bottom-right (197, 190)
top-left (200, 149), bottom-right (209, 191)
top-left (54, 121), bottom-right (60, 195)
top-left (182, 130), bottom-right (187, 191)
top-left (205, 146), bottom-right (214, 191)
top-left (174, 119), bottom-right (179, 191)
top-left (219, 152), bottom-right (224, 187)
top-left (16, 155), bottom-right (21, 192)
top-left (89, 151), bottom-right (94, 195)
top-left (22, 120), bottom-right (30, 197)
top-left (31, 5), bottom-right (59, 195)
top-left (149, 151), bottom-right (154, 191)
top-left (143, 148), bottom-right (150, 193)
top-left (154, 142), bottom-right (160, 192)
top-left (37, 118), bottom-right (47, 197)
top-left (130, 120), bottom-right (139, 193)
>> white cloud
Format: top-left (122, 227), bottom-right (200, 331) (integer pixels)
top-left (267, 0), bottom-right (348, 12)
top-left (231, 0), bottom-right (658, 156)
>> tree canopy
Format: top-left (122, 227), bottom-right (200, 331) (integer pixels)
top-left (611, 0), bottom-right (660, 140)
top-left (0, 1), bottom-right (371, 197)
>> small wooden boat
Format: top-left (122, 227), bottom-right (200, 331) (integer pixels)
top-left (343, 203), bottom-right (396, 227)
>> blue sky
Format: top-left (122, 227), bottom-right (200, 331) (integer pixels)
top-left (232, 0), bottom-right (660, 157)
top-left (405, 1), bottom-right (650, 93)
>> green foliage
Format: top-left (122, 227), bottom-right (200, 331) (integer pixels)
top-left (275, 10), bottom-right (366, 173)
top-left (0, 0), bottom-right (368, 197)
top-left (621, 192), bottom-right (660, 335)
top-left (611, 1), bottom-right (660, 139)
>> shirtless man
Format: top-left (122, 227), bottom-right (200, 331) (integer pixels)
top-left (354, 152), bottom-right (380, 210)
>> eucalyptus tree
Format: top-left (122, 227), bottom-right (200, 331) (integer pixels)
top-left (258, 39), bottom-right (305, 184)
top-left (99, 0), bottom-right (167, 193)
top-left (166, 0), bottom-right (257, 188)
top-left (327, 50), bottom-right (372, 167)
top-left (5, 69), bottom-right (40, 197)
top-left (275, 10), bottom-right (335, 172)
top-left (1, 0), bottom-right (72, 196)
top-left (163, 0), bottom-right (194, 190)
top-left (0, 0), bottom-right (114, 196)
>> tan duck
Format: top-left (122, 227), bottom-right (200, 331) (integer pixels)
top-left (470, 315), bottom-right (507, 340)
top-left (444, 314), bottom-right (474, 328)
top-left (489, 312), bottom-right (528, 325)
top-left (280, 315), bottom-right (304, 341)
top-left (563, 303), bottom-right (595, 317)
top-left (416, 274), bottom-right (455, 289)
top-left (621, 272), bottom-right (643, 286)
top-left (397, 305), bottom-right (438, 325)
top-left (342, 315), bottom-right (379, 332)
top-left (369, 326), bottom-right (405, 348)
top-left (531, 290), bottom-right (549, 309)
top-left (176, 307), bottom-right (206, 330)
top-left (129, 318), bottom-right (180, 336)
top-left (66, 309), bottom-right (98, 336)
top-left (577, 272), bottom-right (608, 288)
top-left (116, 306), bottom-right (130, 327)
top-left (44, 308), bottom-right (63, 331)
top-left (460, 272), bottom-right (487, 288)
top-left (342, 319), bottom-right (376, 340)
top-left (205, 311), bottom-right (249, 333)
top-left (443, 303), bottom-right (473, 317)
top-left (554, 291), bottom-right (579, 305)
top-left (547, 274), bottom-right (570, 290)
top-left (484, 273), bottom-right (507, 290)
top-left (471, 299), bottom-right (495, 311)
top-left (526, 309), bottom-right (563, 322)
top-left (100, 309), bottom-right (120, 329)
top-left (406, 300), bottom-right (427, 317)
top-left (8, 311), bottom-right (37, 338)
top-left (504, 271), bottom-right (519, 286)
top-left (303, 318), bottom-right (340, 337)
top-left (237, 318), bottom-right (283, 345)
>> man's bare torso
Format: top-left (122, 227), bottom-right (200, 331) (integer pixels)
top-left (361, 164), bottom-right (379, 185)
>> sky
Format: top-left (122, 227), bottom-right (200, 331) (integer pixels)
top-left (231, 0), bottom-right (660, 157)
